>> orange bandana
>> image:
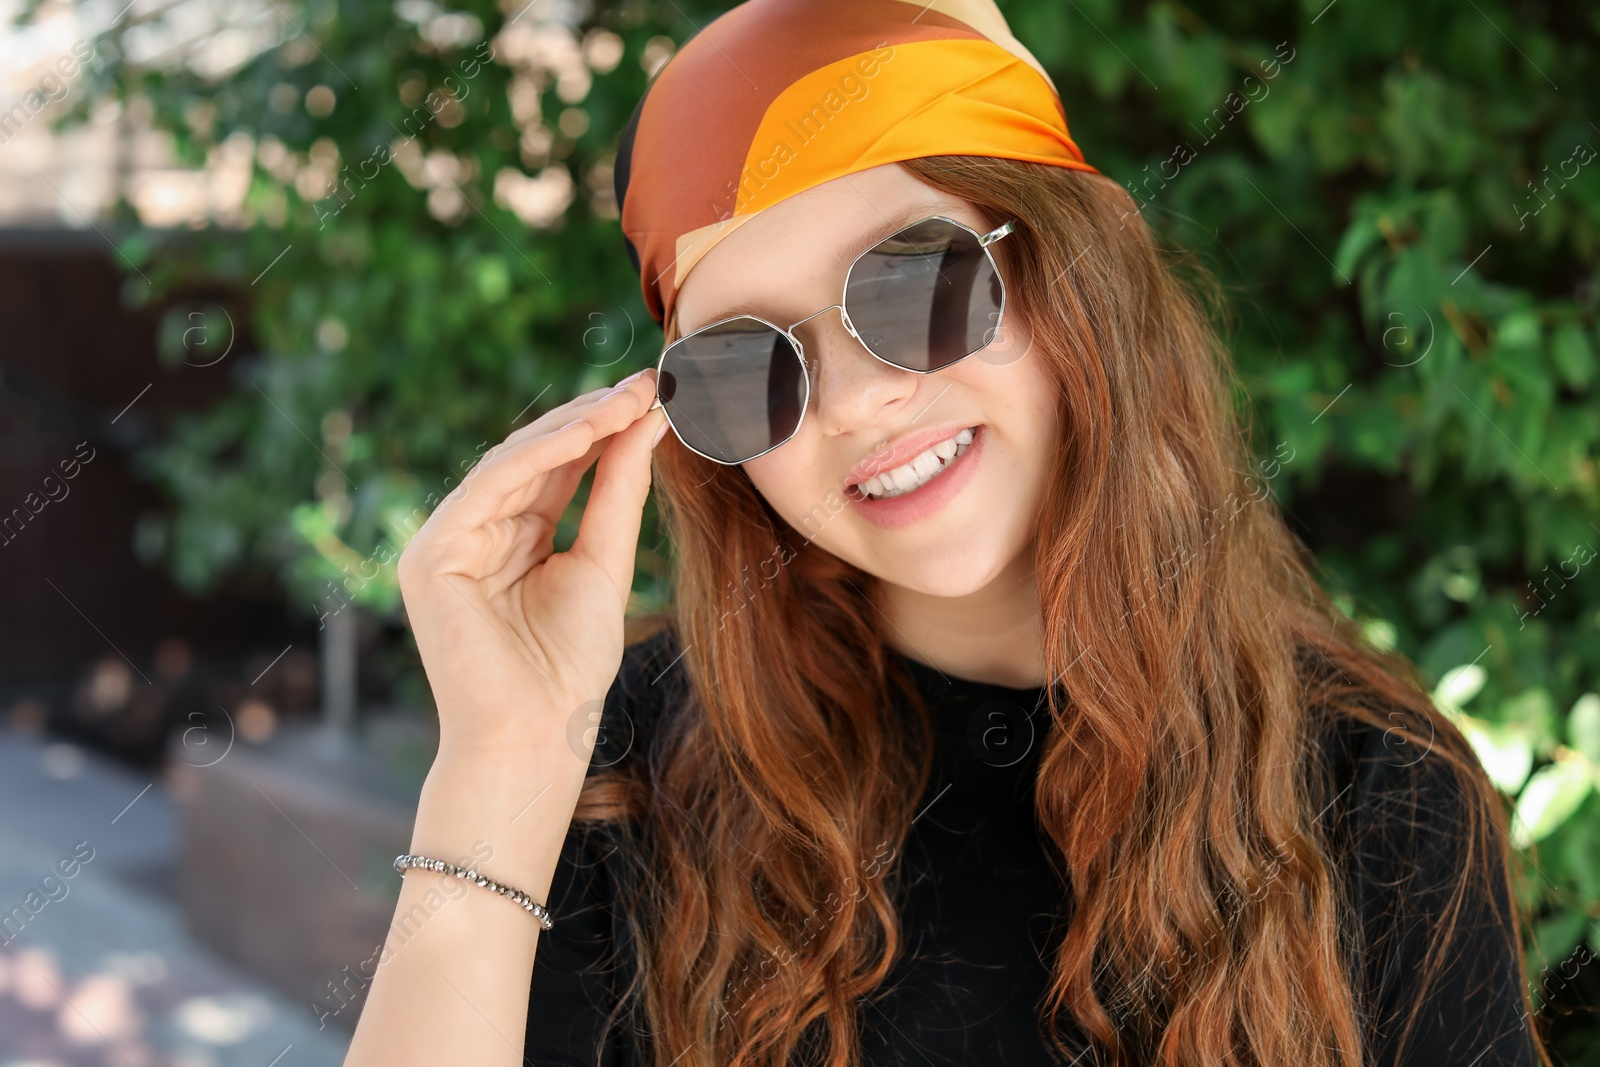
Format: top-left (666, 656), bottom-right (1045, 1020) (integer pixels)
top-left (613, 0), bottom-right (1098, 330)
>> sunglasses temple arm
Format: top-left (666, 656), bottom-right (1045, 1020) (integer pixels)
top-left (979, 220), bottom-right (1017, 246)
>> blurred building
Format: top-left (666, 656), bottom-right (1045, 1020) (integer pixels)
top-left (1, 0), bottom-right (320, 765)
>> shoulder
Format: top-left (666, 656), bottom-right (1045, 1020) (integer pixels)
top-left (1314, 700), bottom-right (1466, 850)
top-left (1312, 704), bottom-right (1541, 1066)
top-left (1312, 701), bottom-right (1487, 906)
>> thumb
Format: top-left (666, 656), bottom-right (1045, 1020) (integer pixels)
top-left (569, 403), bottom-right (668, 599)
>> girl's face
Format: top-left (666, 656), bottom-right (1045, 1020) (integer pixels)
top-left (671, 162), bottom-right (1060, 599)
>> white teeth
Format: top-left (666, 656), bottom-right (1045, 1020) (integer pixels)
top-left (854, 427), bottom-right (976, 500)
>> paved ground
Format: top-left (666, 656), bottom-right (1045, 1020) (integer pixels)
top-left (0, 727), bottom-right (348, 1067)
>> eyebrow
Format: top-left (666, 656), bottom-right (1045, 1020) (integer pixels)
top-left (829, 204), bottom-right (935, 271)
top-left (684, 205), bottom-right (941, 332)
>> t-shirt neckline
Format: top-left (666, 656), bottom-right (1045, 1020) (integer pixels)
top-left (884, 644), bottom-right (1053, 704)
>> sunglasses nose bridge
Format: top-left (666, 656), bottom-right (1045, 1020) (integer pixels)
top-left (840, 308), bottom-right (862, 342)
top-left (794, 300), bottom-right (888, 394)
top-left (787, 301), bottom-right (846, 335)
top-left (790, 301), bottom-right (873, 366)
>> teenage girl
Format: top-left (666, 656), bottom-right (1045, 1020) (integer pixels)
top-left (346, 1), bottom-right (1549, 1064)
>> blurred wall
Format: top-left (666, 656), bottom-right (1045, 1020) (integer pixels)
top-left (0, 230), bottom-right (319, 764)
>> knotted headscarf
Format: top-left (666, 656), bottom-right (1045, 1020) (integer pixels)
top-left (612, 0), bottom-right (1099, 331)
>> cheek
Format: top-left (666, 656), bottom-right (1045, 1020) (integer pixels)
top-left (742, 443), bottom-right (854, 548)
top-left (987, 329), bottom-right (1056, 432)
top-left (974, 309), bottom-right (1035, 369)
top-left (951, 352), bottom-right (1060, 507)
top-left (1016, 362), bottom-right (1061, 453)
top-left (741, 450), bottom-right (813, 522)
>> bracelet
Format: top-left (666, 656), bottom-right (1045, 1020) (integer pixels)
top-left (393, 853), bottom-right (555, 931)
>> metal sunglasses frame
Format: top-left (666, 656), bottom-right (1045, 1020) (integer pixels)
top-left (647, 214), bottom-right (1019, 466)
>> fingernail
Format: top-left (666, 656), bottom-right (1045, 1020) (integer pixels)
top-left (652, 417), bottom-right (669, 448)
top-left (618, 369), bottom-right (647, 386)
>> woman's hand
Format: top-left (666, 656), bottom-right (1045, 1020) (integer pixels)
top-left (395, 368), bottom-right (668, 761)
top-left (343, 371), bottom-right (667, 1067)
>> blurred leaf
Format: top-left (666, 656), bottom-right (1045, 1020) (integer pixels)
top-left (1570, 693), bottom-right (1600, 766)
top-left (1461, 716), bottom-right (1536, 795)
top-left (1512, 752), bottom-right (1595, 848)
top-left (1551, 323), bottom-right (1594, 391)
top-left (1434, 663), bottom-right (1488, 714)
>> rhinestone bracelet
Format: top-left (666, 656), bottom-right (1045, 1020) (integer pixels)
top-left (393, 853), bottom-right (555, 931)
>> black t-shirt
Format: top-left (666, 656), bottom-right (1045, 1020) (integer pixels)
top-left (524, 628), bottom-right (1540, 1066)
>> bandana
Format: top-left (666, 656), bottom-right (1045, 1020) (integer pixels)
top-left (612, 0), bottom-right (1099, 331)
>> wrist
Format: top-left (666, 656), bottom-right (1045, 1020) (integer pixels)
top-left (417, 745), bottom-right (584, 830)
top-left (428, 688), bottom-right (607, 769)
top-left (410, 744), bottom-right (587, 896)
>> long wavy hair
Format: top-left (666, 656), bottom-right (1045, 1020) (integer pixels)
top-left (573, 155), bottom-right (1552, 1067)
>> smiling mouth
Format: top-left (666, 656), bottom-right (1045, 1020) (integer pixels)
top-left (849, 426), bottom-right (977, 500)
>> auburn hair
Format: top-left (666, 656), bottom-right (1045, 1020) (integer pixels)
top-left (573, 156), bottom-right (1552, 1067)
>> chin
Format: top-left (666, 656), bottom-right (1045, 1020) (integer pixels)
top-left (857, 541), bottom-right (1016, 598)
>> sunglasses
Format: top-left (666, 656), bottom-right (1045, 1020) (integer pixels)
top-left (648, 214), bottom-right (1018, 465)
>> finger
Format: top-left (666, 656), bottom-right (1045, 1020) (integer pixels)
top-left (497, 384), bottom-right (612, 452)
top-left (523, 439), bottom-right (599, 531)
top-left (436, 373), bottom-right (662, 539)
top-left (477, 509), bottom-right (561, 599)
top-left (499, 374), bottom-right (666, 533)
top-left (481, 446), bottom-right (601, 583)
top-left (430, 417), bottom-right (599, 534)
top-left (567, 403), bottom-right (668, 599)
top-left (497, 370), bottom-right (659, 454)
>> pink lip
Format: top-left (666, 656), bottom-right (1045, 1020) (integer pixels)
top-left (843, 422), bottom-right (978, 491)
top-left (846, 424), bottom-right (984, 529)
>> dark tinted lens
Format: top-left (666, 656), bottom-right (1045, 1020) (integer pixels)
top-left (658, 317), bottom-right (806, 464)
top-left (843, 218), bottom-right (1004, 372)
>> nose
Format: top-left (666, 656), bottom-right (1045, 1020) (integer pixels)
top-left (798, 305), bottom-right (919, 437)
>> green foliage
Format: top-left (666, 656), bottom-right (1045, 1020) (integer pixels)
top-left (69, 0), bottom-right (687, 622)
top-left (45, 0), bottom-right (1600, 1052)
